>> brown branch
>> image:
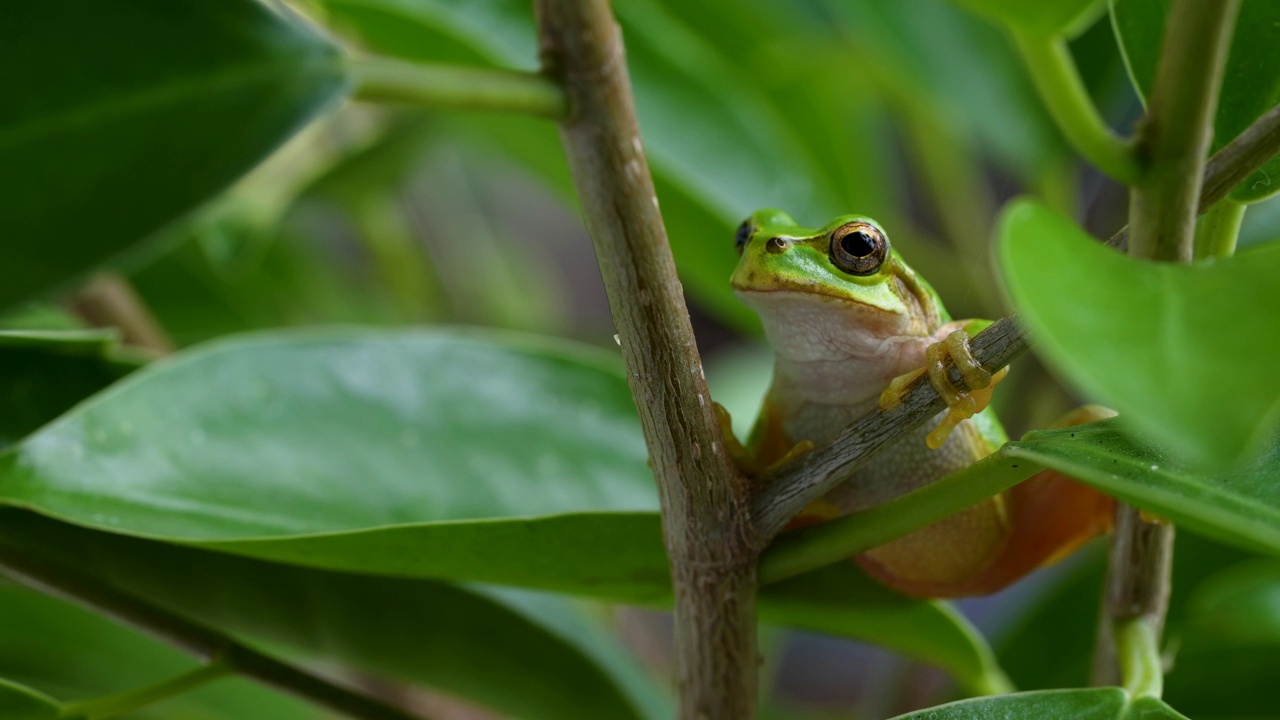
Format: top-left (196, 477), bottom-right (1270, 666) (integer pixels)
top-left (65, 272), bottom-right (174, 355)
top-left (532, 2), bottom-right (758, 718)
top-left (1201, 102), bottom-right (1280, 207)
top-left (0, 542), bottom-right (427, 720)
top-left (752, 315), bottom-right (1027, 539)
top-left (1094, 0), bottom-right (1239, 687)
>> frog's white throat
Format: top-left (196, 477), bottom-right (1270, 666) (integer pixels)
top-left (736, 288), bottom-right (934, 407)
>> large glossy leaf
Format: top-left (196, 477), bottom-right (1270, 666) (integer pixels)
top-left (1005, 418), bottom-right (1280, 556)
top-left (947, 0), bottom-right (1103, 37)
top-left (1111, 0), bottom-right (1280, 202)
top-left (998, 198), bottom-right (1280, 466)
top-left (0, 0), bottom-right (350, 310)
top-left (0, 679), bottom-right (61, 720)
top-left (0, 583), bottom-right (323, 720)
top-left (0, 331), bottom-right (140, 451)
top-left (759, 564), bottom-right (1010, 697)
top-left (0, 510), bottom-right (666, 720)
top-left (887, 688), bottom-right (1187, 719)
top-left (0, 328), bottom-right (658, 540)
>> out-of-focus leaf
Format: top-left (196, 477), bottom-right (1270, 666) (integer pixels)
top-left (0, 679), bottom-right (60, 720)
top-left (0, 583), bottom-right (324, 720)
top-left (0, 0), bottom-right (350, 310)
top-left (1163, 560), bottom-right (1280, 717)
top-left (886, 688), bottom-right (1187, 719)
top-left (1111, 0), bottom-right (1280, 202)
top-left (947, 0), bottom-right (1104, 37)
top-left (0, 330), bottom-right (139, 450)
top-left (759, 564), bottom-right (1010, 697)
top-left (999, 198), bottom-right (1280, 466)
top-left (0, 511), bottom-right (665, 720)
top-left (320, 0), bottom-right (842, 329)
top-left (1006, 418), bottom-right (1280, 556)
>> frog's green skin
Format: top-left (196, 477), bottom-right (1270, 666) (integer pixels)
top-left (733, 210), bottom-right (1111, 598)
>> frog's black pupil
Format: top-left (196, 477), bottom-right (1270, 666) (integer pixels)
top-left (841, 231), bottom-right (876, 258)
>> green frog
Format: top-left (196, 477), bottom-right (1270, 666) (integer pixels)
top-left (730, 209), bottom-right (1113, 597)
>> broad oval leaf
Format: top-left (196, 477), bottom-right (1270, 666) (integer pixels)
top-left (998, 198), bottom-right (1280, 466)
top-left (947, 0), bottom-right (1103, 37)
top-left (0, 328), bottom-right (658, 540)
top-left (0, 583), bottom-right (324, 720)
top-left (0, 510), bottom-right (668, 720)
top-left (1111, 0), bottom-right (1280, 202)
top-left (887, 688), bottom-right (1187, 719)
top-left (0, 679), bottom-right (60, 720)
top-left (0, 0), bottom-right (350, 310)
top-left (1005, 418), bottom-right (1280, 556)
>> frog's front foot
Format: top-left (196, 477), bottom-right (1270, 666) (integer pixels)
top-left (880, 329), bottom-right (1007, 449)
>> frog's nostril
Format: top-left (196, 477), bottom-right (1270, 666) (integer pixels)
top-left (766, 236), bottom-right (790, 253)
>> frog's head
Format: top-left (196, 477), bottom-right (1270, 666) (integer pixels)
top-left (731, 210), bottom-right (945, 359)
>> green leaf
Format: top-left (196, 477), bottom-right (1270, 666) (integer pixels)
top-left (320, 0), bottom-right (842, 330)
top-left (0, 0), bottom-right (350, 310)
top-left (1111, 0), bottom-right (1280, 202)
top-left (1005, 418), bottom-right (1280, 556)
top-left (1163, 560), bottom-right (1280, 717)
top-left (0, 510), bottom-right (667, 720)
top-left (0, 330), bottom-right (140, 451)
top-left (0, 328), bottom-right (658, 541)
top-left (0, 583), bottom-right (324, 720)
top-left (886, 688), bottom-right (1187, 719)
top-left (0, 679), bottom-right (61, 720)
top-left (759, 564), bottom-right (1011, 697)
top-left (948, 0), bottom-right (1104, 37)
top-left (998, 198), bottom-right (1280, 466)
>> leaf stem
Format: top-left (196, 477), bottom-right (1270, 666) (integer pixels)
top-left (60, 656), bottom-right (234, 719)
top-left (1127, 0), bottom-right (1241, 261)
top-left (532, 2), bottom-right (758, 718)
top-left (1114, 616), bottom-right (1163, 699)
top-left (759, 451), bottom-right (1041, 584)
top-left (350, 56), bottom-right (566, 119)
top-left (0, 543), bottom-right (427, 720)
top-left (1012, 32), bottom-right (1139, 185)
top-left (1194, 197), bottom-right (1246, 259)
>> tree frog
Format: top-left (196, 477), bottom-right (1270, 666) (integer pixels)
top-left (730, 210), bottom-right (1113, 597)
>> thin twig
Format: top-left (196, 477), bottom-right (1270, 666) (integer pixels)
top-left (1127, 0), bottom-right (1241, 261)
top-left (350, 56), bottom-right (566, 118)
top-left (533, 2), bottom-right (758, 718)
top-left (0, 543), bottom-right (427, 720)
top-left (752, 316), bottom-right (1027, 540)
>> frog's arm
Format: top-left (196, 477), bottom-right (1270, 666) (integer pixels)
top-left (880, 318), bottom-right (1008, 449)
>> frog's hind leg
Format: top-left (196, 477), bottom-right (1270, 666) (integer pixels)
top-left (924, 405), bottom-right (1118, 597)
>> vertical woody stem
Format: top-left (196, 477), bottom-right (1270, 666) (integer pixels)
top-left (1096, 0), bottom-right (1240, 688)
top-left (533, 2), bottom-right (759, 717)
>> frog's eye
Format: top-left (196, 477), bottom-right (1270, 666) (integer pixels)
top-left (829, 222), bottom-right (888, 276)
top-left (734, 219), bottom-right (754, 255)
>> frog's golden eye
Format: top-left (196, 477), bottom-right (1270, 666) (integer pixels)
top-left (829, 222), bottom-right (888, 276)
top-left (734, 219), bottom-right (754, 255)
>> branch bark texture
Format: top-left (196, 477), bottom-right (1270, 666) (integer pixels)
top-left (532, 2), bottom-right (758, 717)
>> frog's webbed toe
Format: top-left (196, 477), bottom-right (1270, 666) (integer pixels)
top-left (880, 326), bottom-right (1007, 449)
